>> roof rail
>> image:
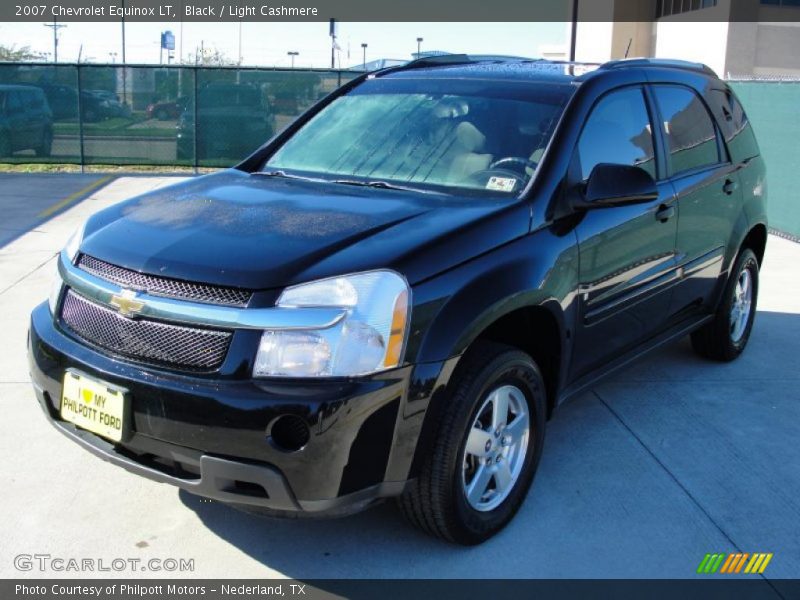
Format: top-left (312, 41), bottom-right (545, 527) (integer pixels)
top-left (371, 53), bottom-right (475, 78)
top-left (600, 58), bottom-right (718, 77)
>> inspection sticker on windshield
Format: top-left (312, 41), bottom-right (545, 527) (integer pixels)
top-left (486, 177), bottom-right (517, 192)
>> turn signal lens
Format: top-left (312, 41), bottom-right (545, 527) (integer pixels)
top-left (384, 290), bottom-right (408, 368)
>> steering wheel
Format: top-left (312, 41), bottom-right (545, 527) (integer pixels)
top-left (488, 156), bottom-right (538, 173)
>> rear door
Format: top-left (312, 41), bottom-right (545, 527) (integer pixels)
top-left (649, 84), bottom-right (742, 318)
top-left (569, 86), bottom-right (679, 379)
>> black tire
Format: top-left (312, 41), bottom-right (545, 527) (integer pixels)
top-left (0, 132), bottom-right (11, 158)
top-left (691, 248), bottom-right (759, 361)
top-left (35, 129), bottom-right (53, 157)
top-left (397, 341), bottom-right (547, 545)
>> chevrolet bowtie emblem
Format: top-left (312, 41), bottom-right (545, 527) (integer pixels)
top-left (110, 289), bottom-right (145, 318)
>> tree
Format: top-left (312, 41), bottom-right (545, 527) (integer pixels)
top-left (188, 47), bottom-right (235, 66)
top-left (0, 44), bottom-right (45, 61)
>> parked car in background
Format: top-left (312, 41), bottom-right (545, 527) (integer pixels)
top-left (29, 57), bottom-right (767, 545)
top-left (34, 83), bottom-right (78, 121)
top-left (0, 84), bottom-right (53, 157)
top-left (81, 90), bottom-right (128, 122)
top-left (146, 98), bottom-right (186, 121)
top-left (85, 90), bottom-right (129, 119)
top-left (177, 83), bottom-right (275, 161)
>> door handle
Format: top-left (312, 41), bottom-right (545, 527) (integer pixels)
top-left (723, 179), bottom-right (739, 195)
top-left (655, 204), bottom-right (675, 223)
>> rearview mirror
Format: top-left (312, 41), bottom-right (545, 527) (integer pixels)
top-left (576, 163), bottom-right (658, 209)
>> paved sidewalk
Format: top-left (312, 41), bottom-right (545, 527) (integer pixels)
top-left (0, 176), bottom-right (797, 586)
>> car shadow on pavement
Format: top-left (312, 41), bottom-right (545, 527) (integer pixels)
top-left (178, 310), bottom-right (800, 580)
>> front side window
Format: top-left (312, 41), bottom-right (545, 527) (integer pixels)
top-left (575, 87), bottom-right (656, 181)
top-left (652, 85), bottom-right (721, 176)
top-left (263, 78), bottom-right (573, 195)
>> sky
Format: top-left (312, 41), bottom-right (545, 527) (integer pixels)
top-left (0, 21), bottom-right (568, 68)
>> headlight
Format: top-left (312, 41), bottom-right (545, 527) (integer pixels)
top-left (253, 270), bottom-right (410, 378)
top-left (48, 257), bottom-right (62, 315)
top-left (49, 222), bottom-right (86, 314)
top-left (64, 221), bottom-right (86, 263)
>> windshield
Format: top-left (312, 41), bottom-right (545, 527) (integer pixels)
top-left (262, 77), bottom-right (572, 195)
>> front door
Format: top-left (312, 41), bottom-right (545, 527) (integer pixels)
top-left (568, 86), bottom-right (678, 380)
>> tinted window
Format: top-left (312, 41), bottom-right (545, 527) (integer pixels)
top-left (576, 87), bottom-right (656, 180)
top-left (6, 91), bottom-right (23, 114)
top-left (653, 85), bottom-right (720, 175)
top-left (709, 89), bottom-right (759, 162)
top-left (265, 78), bottom-right (572, 195)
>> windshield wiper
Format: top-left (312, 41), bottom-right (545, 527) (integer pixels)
top-left (332, 179), bottom-right (445, 195)
top-left (251, 170), bottom-right (325, 183)
top-left (253, 171), bottom-right (445, 195)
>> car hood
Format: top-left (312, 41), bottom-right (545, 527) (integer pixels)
top-left (80, 169), bottom-right (529, 291)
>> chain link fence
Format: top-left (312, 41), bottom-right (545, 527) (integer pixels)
top-left (0, 62), bottom-right (359, 168)
top-left (729, 79), bottom-right (800, 240)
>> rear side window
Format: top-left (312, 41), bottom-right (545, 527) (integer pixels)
top-left (708, 89), bottom-right (760, 163)
top-left (652, 85), bottom-right (721, 176)
top-left (575, 87), bottom-right (656, 181)
top-left (6, 91), bottom-right (23, 114)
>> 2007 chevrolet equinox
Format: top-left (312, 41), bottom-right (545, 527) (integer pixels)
top-left (29, 56), bottom-right (767, 544)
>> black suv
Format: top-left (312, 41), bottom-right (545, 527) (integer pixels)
top-left (29, 57), bottom-right (767, 544)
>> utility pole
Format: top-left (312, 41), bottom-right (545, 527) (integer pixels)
top-left (43, 19), bottom-right (66, 63)
top-left (238, 21), bottom-right (243, 65)
top-left (329, 18), bottom-right (337, 69)
top-left (361, 43), bottom-right (367, 71)
top-left (416, 37), bottom-right (423, 58)
top-left (121, 0), bottom-right (128, 106)
top-left (287, 51), bottom-right (299, 68)
top-left (569, 0), bottom-right (579, 62)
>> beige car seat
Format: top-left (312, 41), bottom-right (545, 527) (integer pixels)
top-left (446, 122), bottom-right (493, 183)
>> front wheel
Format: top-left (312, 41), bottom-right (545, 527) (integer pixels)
top-left (691, 247), bottom-right (759, 361)
top-left (398, 341), bottom-right (546, 544)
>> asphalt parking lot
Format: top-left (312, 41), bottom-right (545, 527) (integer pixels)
top-left (0, 175), bottom-right (798, 587)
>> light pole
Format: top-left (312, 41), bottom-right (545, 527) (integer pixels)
top-left (361, 43), bottom-right (367, 71)
top-left (108, 52), bottom-right (117, 64)
top-left (569, 0), bottom-right (579, 62)
top-left (238, 21), bottom-right (243, 65)
top-left (287, 51), bottom-right (299, 68)
top-left (43, 19), bottom-right (66, 63)
top-left (416, 37), bottom-right (423, 58)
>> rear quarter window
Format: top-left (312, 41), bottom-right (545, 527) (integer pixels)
top-left (708, 88), bottom-right (760, 163)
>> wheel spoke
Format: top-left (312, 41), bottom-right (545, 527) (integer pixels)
top-left (466, 464), bottom-right (493, 505)
top-left (505, 414), bottom-right (528, 443)
top-left (465, 427), bottom-right (493, 457)
top-left (494, 460), bottom-right (513, 493)
top-left (491, 389), bottom-right (510, 430)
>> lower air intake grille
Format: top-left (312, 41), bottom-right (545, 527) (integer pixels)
top-left (61, 290), bottom-right (232, 371)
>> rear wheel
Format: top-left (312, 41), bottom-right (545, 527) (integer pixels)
top-left (0, 132), bottom-right (11, 158)
top-left (398, 341), bottom-right (546, 544)
top-left (35, 129), bottom-right (53, 157)
top-left (691, 248), bottom-right (759, 361)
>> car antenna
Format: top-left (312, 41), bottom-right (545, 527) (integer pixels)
top-left (624, 38), bottom-right (633, 59)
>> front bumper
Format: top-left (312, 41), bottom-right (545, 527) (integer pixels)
top-left (29, 301), bottom-right (449, 514)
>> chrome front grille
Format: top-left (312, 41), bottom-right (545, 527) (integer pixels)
top-left (61, 289), bottom-right (232, 370)
top-left (77, 255), bottom-right (252, 307)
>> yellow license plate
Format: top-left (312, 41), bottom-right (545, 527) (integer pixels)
top-left (60, 371), bottom-right (126, 442)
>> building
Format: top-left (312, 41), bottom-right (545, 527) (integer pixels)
top-left (570, 0), bottom-right (800, 78)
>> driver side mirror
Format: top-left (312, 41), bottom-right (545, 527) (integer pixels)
top-left (574, 163), bottom-right (658, 209)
